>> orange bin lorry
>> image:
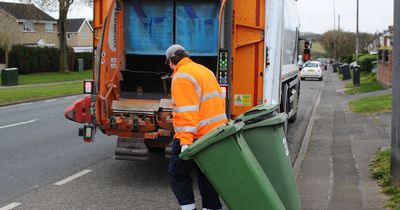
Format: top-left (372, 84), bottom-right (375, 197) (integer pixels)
top-left (65, 0), bottom-right (301, 160)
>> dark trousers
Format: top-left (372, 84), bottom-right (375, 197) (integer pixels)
top-left (168, 140), bottom-right (222, 209)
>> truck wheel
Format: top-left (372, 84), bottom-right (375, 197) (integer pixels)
top-left (289, 83), bottom-right (299, 123)
top-left (281, 84), bottom-right (290, 134)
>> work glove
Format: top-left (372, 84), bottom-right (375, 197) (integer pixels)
top-left (181, 144), bottom-right (189, 153)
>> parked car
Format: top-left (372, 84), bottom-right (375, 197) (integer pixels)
top-left (300, 61), bottom-right (323, 81)
top-left (317, 58), bottom-right (328, 70)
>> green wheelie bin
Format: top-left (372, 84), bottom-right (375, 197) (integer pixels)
top-left (236, 104), bottom-right (301, 210)
top-left (180, 121), bottom-right (285, 210)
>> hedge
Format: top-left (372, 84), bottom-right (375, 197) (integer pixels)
top-left (358, 54), bottom-right (377, 72)
top-left (74, 52), bottom-right (93, 71)
top-left (7, 45), bottom-right (92, 74)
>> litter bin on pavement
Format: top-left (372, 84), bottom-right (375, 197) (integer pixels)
top-left (180, 121), bottom-right (285, 210)
top-left (353, 65), bottom-right (361, 86)
top-left (236, 104), bottom-right (301, 210)
top-left (1, 68), bottom-right (18, 86)
top-left (333, 63), bottom-right (338, 73)
top-left (340, 64), bottom-right (351, 80)
top-left (77, 59), bottom-right (84, 72)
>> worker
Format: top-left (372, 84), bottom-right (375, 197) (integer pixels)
top-left (166, 44), bottom-right (228, 210)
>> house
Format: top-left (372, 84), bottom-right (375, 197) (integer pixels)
top-left (0, 2), bottom-right (58, 68)
top-left (375, 26), bottom-right (394, 88)
top-left (65, 18), bottom-right (93, 52)
top-left (368, 26), bottom-right (393, 54)
top-left (0, 2), bottom-right (58, 48)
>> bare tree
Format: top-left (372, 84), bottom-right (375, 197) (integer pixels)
top-left (20, 0), bottom-right (92, 73)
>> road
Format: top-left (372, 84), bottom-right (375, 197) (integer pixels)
top-left (0, 75), bottom-right (324, 209)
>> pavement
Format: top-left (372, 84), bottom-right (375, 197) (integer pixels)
top-left (297, 69), bottom-right (391, 210)
top-left (0, 80), bottom-right (82, 89)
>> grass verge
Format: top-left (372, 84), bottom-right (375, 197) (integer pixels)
top-left (370, 148), bottom-right (400, 209)
top-left (18, 70), bottom-right (92, 85)
top-left (349, 94), bottom-right (392, 113)
top-left (344, 73), bottom-right (384, 94)
top-left (0, 82), bottom-right (81, 105)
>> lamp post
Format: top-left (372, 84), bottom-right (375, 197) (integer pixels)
top-left (356, 0), bottom-right (360, 62)
top-left (332, 0), bottom-right (337, 62)
top-left (391, 0), bottom-right (400, 186)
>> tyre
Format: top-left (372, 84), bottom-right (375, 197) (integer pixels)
top-left (281, 84), bottom-right (290, 134)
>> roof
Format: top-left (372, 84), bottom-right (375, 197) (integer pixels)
top-left (65, 18), bottom-right (86, 33)
top-left (0, 2), bottom-right (55, 22)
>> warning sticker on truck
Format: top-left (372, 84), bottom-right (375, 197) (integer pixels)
top-left (234, 94), bottom-right (252, 106)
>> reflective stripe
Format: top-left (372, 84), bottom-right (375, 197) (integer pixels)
top-left (174, 126), bottom-right (198, 133)
top-left (199, 113), bottom-right (227, 127)
top-left (200, 91), bottom-right (225, 103)
top-left (200, 91), bottom-right (219, 102)
top-left (174, 105), bottom-right (199, 113)
top-left (181, 203), bottom-right (196, 210)
top-left (173, 73), bottom-right (202, 98)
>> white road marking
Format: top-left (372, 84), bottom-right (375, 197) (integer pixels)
top-left (64, 96), bottom-right (79, 100)
top-left (0, 203), bottom-right (21, 210)
top-left (0, 102), bottom-right (33, 110)
top-left (0, 119), bottom-right (39, 130)
top-left (54, 170), bottom-right (92, 186)
top-left (328, 156), bottom-right (334, 204)
top-left (44, 99), bottom-right (57, 103)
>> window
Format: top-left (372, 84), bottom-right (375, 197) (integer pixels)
top-left (23, 22), bottom-right (35, 32)
top-left (45, 23), bottom-right (54, 32)
top-left (82, 32), bottom-right (87, 40)
top-left (67, 33), bottom-right (72, 39)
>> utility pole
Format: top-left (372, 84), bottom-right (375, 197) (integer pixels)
top-left (356, 0), bottom-right (360, 62)
top-left (338, 14), bottom-right (341, 31)
top-left (332, 0), bottom-right (336, 62)
top-left (391, 0), bottom-right (400, 186)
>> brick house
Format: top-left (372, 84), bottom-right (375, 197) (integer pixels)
top-left (377, 49), bottom-right (393, 88)
top-left (65, 18), bottom-right (93, 52)
top-left (376, 26), bottom-right (393, 88)
top-left (0, 2), bottom-right (58, 68)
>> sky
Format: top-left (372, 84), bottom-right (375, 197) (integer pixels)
top-left (4, 0), bottom-right (394, 34)
top-left (297, 0), bottom-right (394, 34)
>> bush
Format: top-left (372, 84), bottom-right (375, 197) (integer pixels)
top-left (358, 54), bottom-right (377, 72)
top-left (7, 45), bottom-right (79, 74)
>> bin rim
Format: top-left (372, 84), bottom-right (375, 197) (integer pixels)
top-left (235, 104), bottom-right (279, 123)
top-left (179, 121), bottom-right (245, 160)
top-left (242, 113), bottom-right (287, 131)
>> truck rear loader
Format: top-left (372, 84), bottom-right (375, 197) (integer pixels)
top-left (65, 0), bottom-right (301, 161)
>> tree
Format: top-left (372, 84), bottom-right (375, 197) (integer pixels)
top-left (20, 0), bottom-right (91, 73)
top-left (321, 30), bottom-right (377, 62)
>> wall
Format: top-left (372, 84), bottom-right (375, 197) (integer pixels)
top-left (377, 49), bottom-right (393, 88)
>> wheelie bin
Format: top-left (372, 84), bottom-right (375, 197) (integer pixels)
top-left (236, 104), bottom-right (301, 210)
top-left (180, 121), bottom-right (285, 210)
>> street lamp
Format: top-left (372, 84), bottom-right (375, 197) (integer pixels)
top-left (332, 0), bottom-right (337, 62)
top-left (356, 0), bottom-right (360, 62)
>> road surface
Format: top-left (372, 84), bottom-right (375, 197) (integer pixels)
top-left (0, 74), bottom-right (324, 209)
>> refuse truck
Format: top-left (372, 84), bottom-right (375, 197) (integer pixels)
top-left (65, 0), bottom-right (302, 160)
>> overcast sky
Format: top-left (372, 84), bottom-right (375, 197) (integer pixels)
top-left (5, 0), bottom-right (394, 34)
top-left (297, 0), bottom-right (394, 34)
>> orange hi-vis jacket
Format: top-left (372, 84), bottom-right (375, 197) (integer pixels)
top-left (171, 57), bottom-right (228, 145)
